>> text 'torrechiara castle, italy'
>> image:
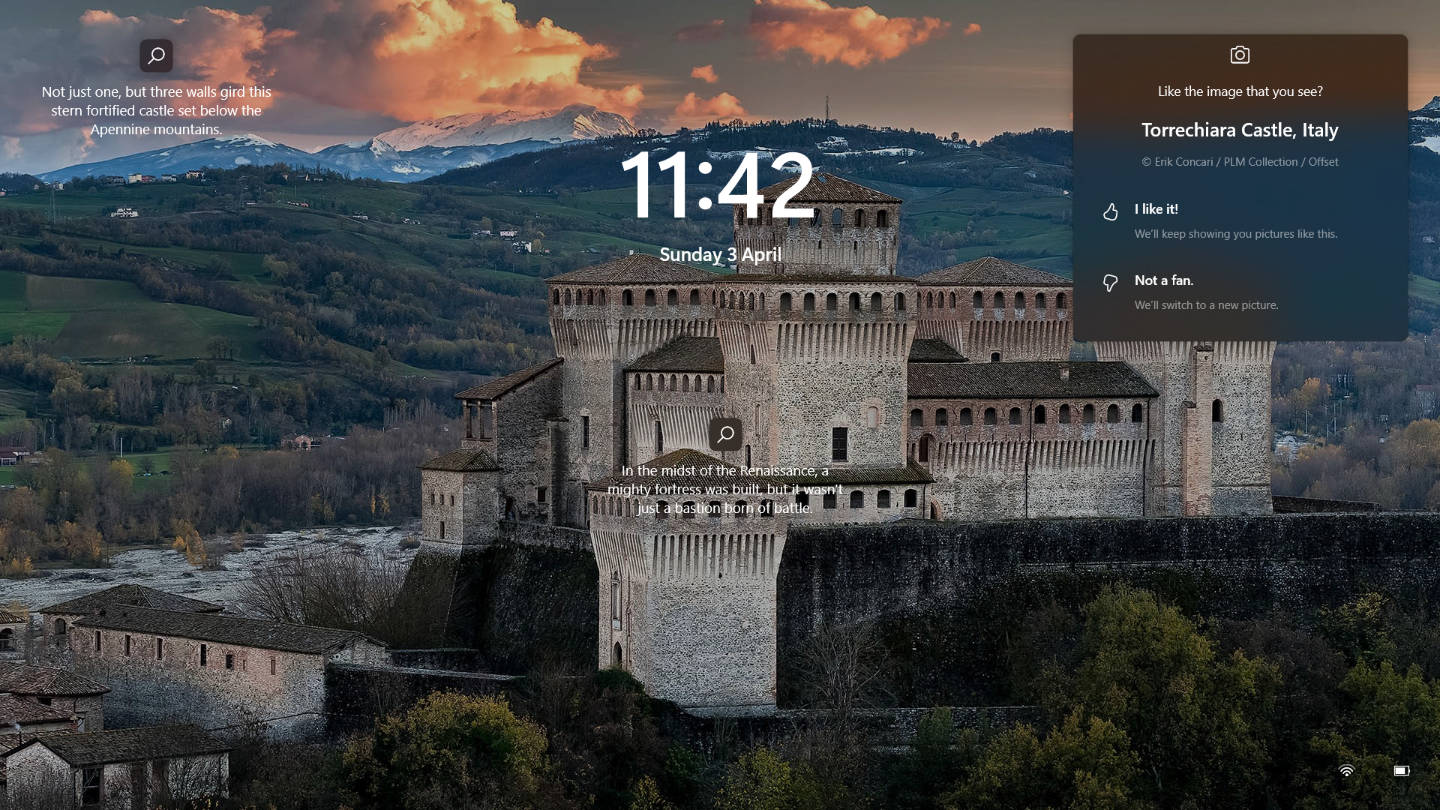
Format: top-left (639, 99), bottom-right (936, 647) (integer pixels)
top-left (418, 174), bottom-right (1274, 710)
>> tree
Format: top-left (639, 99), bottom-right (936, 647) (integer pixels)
top-left (1067, 587), bottom-right (1279, 808)
top-left (944, 711), bottom-right (1146, 810)
top-left (716, 748), bottom-right (824, 810)
top-left (342, 692), bottom-right (564, 810)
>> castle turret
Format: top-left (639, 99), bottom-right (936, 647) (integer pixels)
top-left (734, 174), bottom-right (900, 276)
top-left (1095, 340), bottom-right (1274, 515)
top-left (713, 275), bottom-right (916, 470)
top-left (914, 257), bottom-right (1073, 362)
top-left (547, 255), bottom-right (716, 523)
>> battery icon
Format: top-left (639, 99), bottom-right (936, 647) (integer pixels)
top-left (1395, 765), bottom-right (1411, 777)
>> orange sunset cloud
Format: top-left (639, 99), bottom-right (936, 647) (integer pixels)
top-left (692, 65), bottom-right (720, 84)
top-left (673, 91), bottom-right (749, 127)
top-left (748, 0), bottom-right (949, 68)
top-left (258, 0), bottom-right (643, 120)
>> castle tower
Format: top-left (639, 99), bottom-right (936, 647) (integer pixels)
top-left (547, 255), bottom-right (716, 523)
top-left (588, 451), bottom-right (787, 707)
top-left (712, 276), bottom-right (915, 469)
top-left (418, 450), bottom-right (502, 550)
top-left (1095, 340), bottom-right (1275, 515)
top-left (914, 257), bottom-right (1073, 361)
top-left (734, 174), bottom-right (900, 276)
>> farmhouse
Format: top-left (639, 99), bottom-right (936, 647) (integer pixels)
top-left (3, 724), bottom-right (229, 810)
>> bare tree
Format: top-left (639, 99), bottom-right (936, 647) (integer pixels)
top-left (237, 545), bottom-right (442, 646)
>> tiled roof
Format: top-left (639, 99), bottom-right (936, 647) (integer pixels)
top-left (908, 338), bottom-right (966, 363)
top-left (455, 357), bottom-right (562, 401)
top-left (916, 256), bottom-right (1072, 287)
top-left (627, 337), bottom-right (725, 373)
top-left (548, 253), bottom-right (718, 285)
top-left (908, 361), bottom-right (1158, 399)
top-left (0, 610), bottom-right (26, 624)
top-left (420, 449), bottom-right (501, 473)
top-left (0, 663), bottom-right (109, 697)
top-left (14, 725), bottom-right (230, 767)
top-left (758, 173), bottom-right (901, 204)
top-left (589, 449), bottom-right (932, 489)
top-left (41, 584), bottom-right (223, 616)
top-left (0, 694), bottom-right (72, 726)
top-left (74, 606), bottom-right (382, 655)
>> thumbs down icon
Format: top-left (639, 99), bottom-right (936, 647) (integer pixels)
top-left (1103, 274), bottom-right (1119, 292)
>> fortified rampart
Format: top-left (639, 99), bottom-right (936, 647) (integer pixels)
top-left (422, 513), bottom-right (1440, 707)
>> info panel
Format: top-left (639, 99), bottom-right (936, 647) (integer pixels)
top-left (1073, 35), bottom-right (1408, 341)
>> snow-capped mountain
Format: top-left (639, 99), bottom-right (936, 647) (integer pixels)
top-left (373, 105), bottom-right (636, 151)
top-left (39, 106), bottom-right (638, 183)
top-left (1410, 96), bottom-right (1440, 154)
top-left (312, 138), bottom-right (561, 181)
top-left (40, 135), bottom-right (322, 181)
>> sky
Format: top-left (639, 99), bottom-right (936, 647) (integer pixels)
top-left (4, 0), bottom-right (1440, 174)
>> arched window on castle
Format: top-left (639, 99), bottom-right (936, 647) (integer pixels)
top-left (623, 290), bottom-right (634, 306)
top-left (1106, 404), bottom-right (1120, 423)
top-left (1035, 405), bottom-right (1047, 424)
top-left (918, 435), bottom-right (931, 462)
top-left (850, 490), bottom-right (864, 508)
top-left (904, 488), bottom-right (917, 507)
top-left (855, 209), bottom-right (866, 227)
top-left (959, 408), bottom-right (973, 426)
top-left (895, 293), bottom-right (906, 310)
top-left (1057, 292), bottom-right (1068, 309)
top-left (826, 293), bottom-right (838, 311)
top-left (586, 290), bottom-right (594, 305)
top-left (936, 408), bottom-right (949, 427)
top-left (910, 409), bottom-right (924, 428)
top-left (849, 293), bottom-right (861, 311)
top-left (666, 289), bottom-right (678, 305)
top-left (1009, 407), bottom-right (1022, 425)
top-left (804, 293), bottom-right (816, 312)
top-left (832, 208), bottom-right (844, 230)
top-left (1132, 403), bottom-right (1144, 422)
top-left (654, 421), bottom-right (663, 453)
top-left (877, 209), bottom-right (889, 227)
top-left (949, 292), bottom-right (957, 308)
top-left (973, 291), bottom-right (984, 319)
top-left (1082, 404), bottom-right (1096, 423)
top-left (690, 289), bottom-right (700, 305)
top-left (780, 293), bottom-right (792, 312)
top-left (552, 290), bottom-right (560, 304)
top-left (983, 408), bottom-right (997, 426)
top-left (1060, 404), bottom-right (1071, 423)
top-left (926, 291), bottom-right (934, 309)
top-left (993, 292), bottom-right (1005, 310)
top-left (1036, 293), bottom-right (1046, 312)
top-left (644, 289), bottom-right (656, 306)
top-left (1015, 292), bottom-right (1026, 313)
top-left (870, 292), bottom-right (882, 311)
top-left (1213, 399), bottom-right (1225, 422)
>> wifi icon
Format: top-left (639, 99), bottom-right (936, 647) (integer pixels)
top-left (1339, 763), bottom-right (1356, 778)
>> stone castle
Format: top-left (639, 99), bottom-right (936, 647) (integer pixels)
top-left (419, 174), bottom-right (1274, 708)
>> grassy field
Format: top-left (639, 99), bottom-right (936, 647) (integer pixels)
top-left (0, 270), bottom-right (263, 360)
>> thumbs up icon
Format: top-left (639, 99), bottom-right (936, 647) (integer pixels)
top-left (1102, 202), bottom-right (1119, 222)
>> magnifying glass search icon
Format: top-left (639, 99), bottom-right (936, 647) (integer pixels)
top-left (140, 39), bottom-right (174, 72)
top-left (718, 425), bottom-right (735, 442)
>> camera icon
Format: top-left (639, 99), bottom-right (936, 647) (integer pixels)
top-left (1229, 45), bottom-right (1250, 65)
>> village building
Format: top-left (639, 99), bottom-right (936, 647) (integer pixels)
top-left (38, 584), bottom-right (222, 665)
top-left (0, 663), bottom-right (108, 732)
top-left (66, 605), bottom-right (387, 739)
top-left (0, 611), bottom-right (26, 662)
top-left (3, 724), bottom-right (229, 810)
